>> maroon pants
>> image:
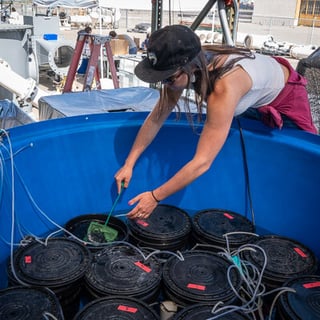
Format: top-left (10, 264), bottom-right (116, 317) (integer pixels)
top-left (258, 56), bottom-right (317, 134)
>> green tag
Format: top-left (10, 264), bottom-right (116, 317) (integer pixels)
top-left (231, 255), bottom-right (243, 274)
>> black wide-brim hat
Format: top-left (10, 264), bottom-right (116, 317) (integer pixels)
top-left (134, 25), bottom-right (202, 83)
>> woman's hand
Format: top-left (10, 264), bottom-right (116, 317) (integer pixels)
top-left (114, 165), bottom-right (133, 194)
top-left (126, 191), bottom-right (159, 220)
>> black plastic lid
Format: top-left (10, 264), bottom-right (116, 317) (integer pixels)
top-left (85, 243), bottom-right (162, 301)
top-left (127, 204), bottom-right (192, 242)
top-left (192, 209), bottom-right (255, 247)
top-left (74, 296), bottom-right (159, 319)
top-left (162, 250), bottom-right (242, 305)
top-left (8, 237), bottom-right (91, 288)
top-left (279, 275), bottom-right (320, 320)
top-left (128, 233), bottom-right (189, 253)
top-left (242, 235), bottom-right (318, 285)
top-left (65, 213), bottom-right (129, 245)
top-left (173, 303), bottom-right (251, 320)
top-left (0, 286), bottom-right (64, 320)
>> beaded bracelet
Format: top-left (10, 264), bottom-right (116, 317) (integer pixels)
top-left (151, 190), bottom-right (160, 203)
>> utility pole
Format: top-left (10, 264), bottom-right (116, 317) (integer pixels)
top-left (151, 0), bottom-right (163, 32)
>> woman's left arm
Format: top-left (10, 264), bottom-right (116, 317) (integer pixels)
top-left (127, 66), bottom-right (252, 219)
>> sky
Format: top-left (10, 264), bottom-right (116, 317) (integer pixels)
top-left (102, 0), bottom-right (213, 11)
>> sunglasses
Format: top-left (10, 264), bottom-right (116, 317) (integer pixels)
top-left (162, 70), bottom-right (184, 85)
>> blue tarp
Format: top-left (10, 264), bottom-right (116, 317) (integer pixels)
top-left (38, 86), bottom-right (160, 120)
top-left (0, 100), bottom-right (35, 129)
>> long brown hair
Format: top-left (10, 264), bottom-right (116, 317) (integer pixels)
top-left (203, 44), bottom-right (255, 87)
top-left (157, 45), bottom-right (255, 125)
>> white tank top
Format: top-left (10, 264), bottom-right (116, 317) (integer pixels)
top-left (226, 53), bottom-right (285, 116)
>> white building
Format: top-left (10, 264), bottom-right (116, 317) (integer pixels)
top-left (252, 0), bottom-right (320, 27)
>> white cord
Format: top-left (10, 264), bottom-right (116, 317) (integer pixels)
top-left (205, 243), bottom-right (269, 320)
top-left (43, 312), bottom-right (59, 320)
top-left (0, 130), bottom-right (29, 286)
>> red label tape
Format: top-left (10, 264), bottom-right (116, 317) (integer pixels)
top-left (137, 220), bottom-right (149, 227)
top-left (303, 282), bottom-right (320, 289)
top-left (224, 213), bottom-right (234, 220)
top-left (187, 283), bottom-right (206, 291)
top-left (134, 261), bottom-right (151, 273)
top-left (294, 247), bottom-right (307, 258)
top-left (118, 305), bottom-right (138, 313)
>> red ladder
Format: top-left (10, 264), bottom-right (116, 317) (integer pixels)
top-left (63, 33), bottom-right (119, 93)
